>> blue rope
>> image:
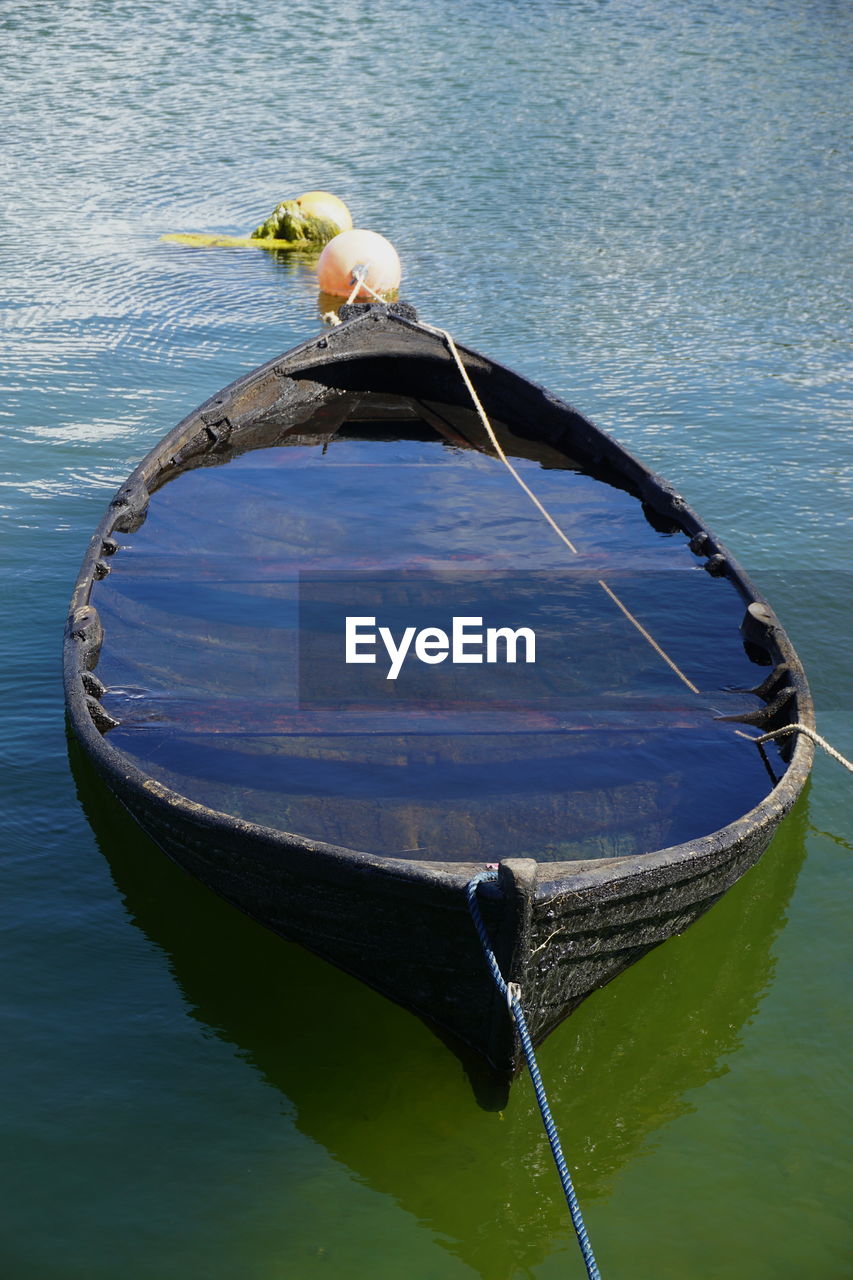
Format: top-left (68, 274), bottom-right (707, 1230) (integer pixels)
top-left (466, 870), bottom-right (602, 1280)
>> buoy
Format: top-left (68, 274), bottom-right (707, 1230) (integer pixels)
top-left (295, 191), bottom-right (353, 232)
top-left (165, 191), bottom-right (354, 255)
top-left (316, 229), bottom-right (401, 299)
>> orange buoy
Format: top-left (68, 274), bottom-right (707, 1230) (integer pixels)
top-left (295, 191), bottom-right (353, 233)
top-left (316, 229), bottom-right (401, 299)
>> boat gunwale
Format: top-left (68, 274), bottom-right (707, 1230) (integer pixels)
top-left (64, 309), bottom-right (815, 899)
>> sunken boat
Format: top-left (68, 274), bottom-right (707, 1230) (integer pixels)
top-left (64, 304), bottom-right (814, 1075)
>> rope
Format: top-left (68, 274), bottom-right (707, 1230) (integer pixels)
top-left (323, 265), bottom-right (385, 326)
top-left (421, 323), bottom-right (580, 555)
top-left (328, 293), bottom-right (853, 742)
top-left (735, 724), bottom-right (853, 772)
top-left (418, 319), bottom-right (700, 696)
top-left (467, 870), bottom-right (602, 1280)
top-left (331, 277), bottom-right (697, 695)
top-left (594, 578), bottom-right (700, 696)
top-left (417, 311), bottom-right (852, 768)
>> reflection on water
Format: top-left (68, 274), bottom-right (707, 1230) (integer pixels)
top-left (70, 736), bottom-right (808, 1279)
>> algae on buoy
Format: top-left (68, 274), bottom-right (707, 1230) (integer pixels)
top-left (293, 191), bottom-right (353, 232)
top-left (161, 190), bottom-right (355, 255)
top-left (251, 192), bottom-right (352, 246)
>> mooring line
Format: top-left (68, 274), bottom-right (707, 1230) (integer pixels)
top-left (421, 322), bottom-right (580, 554)
top-left (321, 270), bottom-right (368, 325)
top-left (417, 316), bottom-right (701, 696)
top-left (595, 578), bottom-right (700, 695)
top-left (328, 280), bottom-right (699, 694)
top-left (467, 870), bottom-right (602, 1280)
top-left (735, 724), bottom-right (853, 772)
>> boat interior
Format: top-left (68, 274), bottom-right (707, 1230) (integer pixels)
top-left (87, 383), bottom-right (784, 863)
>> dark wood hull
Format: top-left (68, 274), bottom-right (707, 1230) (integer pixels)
top-left (64, 305), bottom-right (814, 1075)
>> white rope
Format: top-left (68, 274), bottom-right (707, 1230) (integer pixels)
top-left (334, 282), bottom-right (700, 693)
top-left (594, 578), bottom-right (700, 695)
top-left (328, 288), bottom-right (851, 777)
top-left (735, 724), bottom-right (853, 772)
top-left (323, 266), bottom-right (383, 326)
top-left (419, 322), bottom-right (580, 555)
top-left (417, 318), bottom-right (701, 696)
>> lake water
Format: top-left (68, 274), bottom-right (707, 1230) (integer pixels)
top-left (2, 2), bottom-right (851, 1277)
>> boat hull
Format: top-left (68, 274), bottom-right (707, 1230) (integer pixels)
top-left (67, 692), bottom-right (805, 1075)
top-left (64, 306), bottom-right (814, 1076)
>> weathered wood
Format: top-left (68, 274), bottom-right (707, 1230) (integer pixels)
top-left (64, 306), bottom-right (815, 1077)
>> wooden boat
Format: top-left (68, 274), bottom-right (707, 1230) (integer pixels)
top-left (64, 303), bottom-right (814, 1076)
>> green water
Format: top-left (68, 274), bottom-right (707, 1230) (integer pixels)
top-left (2, 2), bottom-right (851, 1276)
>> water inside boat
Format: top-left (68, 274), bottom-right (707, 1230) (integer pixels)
top-left (90, 390), bottom-right (776, 862)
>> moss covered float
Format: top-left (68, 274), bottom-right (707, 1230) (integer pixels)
top-left (252, 190), bottom-right (353, 247)
top-left (162, 190), bottom-right (354, 253)
top-left (251, 199), bottom-right (342, 246)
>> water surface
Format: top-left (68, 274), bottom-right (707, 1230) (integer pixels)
top-left (2, 2), bottom-right (850, 1277)
top-left (90, 394), bottom-right (774, 859)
